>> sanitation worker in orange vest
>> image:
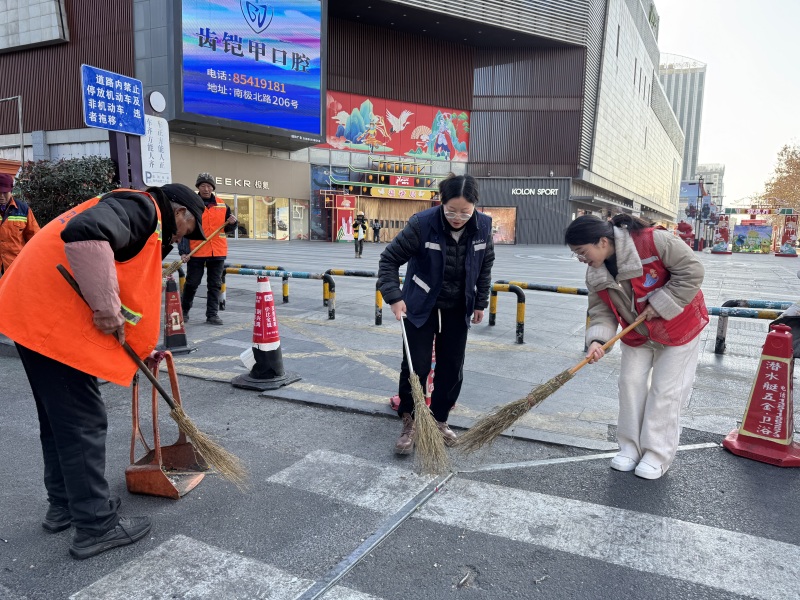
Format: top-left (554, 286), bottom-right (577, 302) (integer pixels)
top-left (0, 184), bottom-right (205, 559)
top-left (0, 173), bottom-right (39, 275)
top-left (180, 172), bottom-right (237, 325)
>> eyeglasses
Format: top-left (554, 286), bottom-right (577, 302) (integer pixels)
top-left (571, 251), bottom-right (589, 261)
top-left (444, 211), bottom-right (473, 222)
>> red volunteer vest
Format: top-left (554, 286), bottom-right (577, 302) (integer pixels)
top-left (597, 228), bottom-right (708, 347)
top-left (0, 191), bottom-right (163, 386)
top-left (190, 197), bottom-right (227, 257)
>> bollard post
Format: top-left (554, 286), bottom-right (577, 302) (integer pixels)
top-left (323, 281), bottom-right (329, 307)
top-left (282, 273), bottom-right (289, 304)
top-left (489, 289), bottom-right (498, 326)
top-left (375, 281), bottom-right (383, 326)
top-left (515, 291), bottom-right (525, 344)
top-left (323, 274), bottom-right (336, 319)
top-left (715, 314), bottom-right (729, 354)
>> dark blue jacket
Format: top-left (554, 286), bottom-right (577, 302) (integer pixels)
top-left (378, 206), bottom-right (494, 327)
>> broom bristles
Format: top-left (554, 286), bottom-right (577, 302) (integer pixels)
top-left (170, 406), bottom-right (249, 490)
top-left (410, 373), bottom-right (450, 475)
top-left (457, 368), bottom-right (574, 453)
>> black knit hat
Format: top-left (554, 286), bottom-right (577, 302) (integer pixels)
top-left (160, 183), bottom-right (207, 240)
top-left (195, 172), bottom-right (216, 190)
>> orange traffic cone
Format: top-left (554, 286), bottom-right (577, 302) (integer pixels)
top-left (231, 276), bottom-right (300, 391)
top-left (723, 323), bottom-right (800, 466)
top-left (158, 275), bottom-right (196, 355)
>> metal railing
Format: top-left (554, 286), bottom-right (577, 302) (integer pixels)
top-left (712, 300), bottom-right (793, 354)
top-left (224, 268), bottom-right (336, 319)
top-left (489, 284), bottom-right (526, 344)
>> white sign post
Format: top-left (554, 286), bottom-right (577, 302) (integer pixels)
top-left (141, 115), bottom-right (172, 186)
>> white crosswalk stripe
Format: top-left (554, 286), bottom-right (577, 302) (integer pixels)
top-left (270, 450), bottom-right (800, 600)
top-left (69, 535), bottom-right (382, 600)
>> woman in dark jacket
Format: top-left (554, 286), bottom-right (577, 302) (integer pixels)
top-left (378, 174), bottom-right (495, 455)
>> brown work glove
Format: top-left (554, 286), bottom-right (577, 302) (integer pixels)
top-left (64, 240), bottom-right (125, 344)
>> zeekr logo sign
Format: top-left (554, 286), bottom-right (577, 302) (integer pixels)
top-left (241, 1), bottom-right (274, 34)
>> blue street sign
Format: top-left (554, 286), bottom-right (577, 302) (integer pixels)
top-left (81, 64), bottom-right (146, 136)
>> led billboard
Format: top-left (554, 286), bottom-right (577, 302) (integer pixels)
top-left (180, 0), bottom-right (323, 142)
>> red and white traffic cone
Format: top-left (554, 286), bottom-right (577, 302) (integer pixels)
top-left (158, 275), bottom-right (196, 355)
top-left (723, 323), bottom-right (800, 466)
top-left (231, 276), bottom-right (300, 391)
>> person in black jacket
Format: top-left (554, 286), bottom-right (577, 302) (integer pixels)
top-left (378, 174), bottom-right (494, 454)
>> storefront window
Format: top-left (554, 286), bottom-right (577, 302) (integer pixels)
top-left (291, 199), bottom-right (310, 240)
top-left (480, 207), bottom-right (517, 244)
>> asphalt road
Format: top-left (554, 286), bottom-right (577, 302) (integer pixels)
top-left (1, 241), bottom-right (799, 600)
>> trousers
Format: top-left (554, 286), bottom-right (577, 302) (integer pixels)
top-left (354, 239), bottom-right (364, 256)
top-left (397, 306), bottom-right (469, 422)
top-left (617, 335), bottom-right (701, 470)
top-left (16, 343), bottom-right (119, 535)
top-left (182, 256), bottom-right (224, 318)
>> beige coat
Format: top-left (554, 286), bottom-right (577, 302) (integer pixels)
top-left (584, 227), bottom-right (705, 346)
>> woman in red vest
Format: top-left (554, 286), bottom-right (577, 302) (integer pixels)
top-left (565, 214), bottom-right (708, 480)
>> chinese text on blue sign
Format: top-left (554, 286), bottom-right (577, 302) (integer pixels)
top-left (181, 0), bottom-right (322, 138)
top-left (81, 65), bottom-right (146, 136)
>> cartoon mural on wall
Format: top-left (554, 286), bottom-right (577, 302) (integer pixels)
top-left (321, 91), bottom-right (470, 161)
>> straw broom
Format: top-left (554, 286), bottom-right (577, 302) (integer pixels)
top-left (162, 221), bottom-right (228, 277)
top-left (399, 317), bottom-right (450, 475)
top-left (58, 265), bottom-right (248, 489)
top-left (457, 313), bottom-right (648, 453)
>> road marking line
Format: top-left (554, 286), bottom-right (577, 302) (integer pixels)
top-left (272, 450), bottom-right (798, 600)
top-left (268, 450), bottom-right (435, 514)
top-left (70, 535), bottom-right (382, 600)
top-left (459, 442), bottom-right (721, 473)
top-left (295, 474), bottom-right (454, 600)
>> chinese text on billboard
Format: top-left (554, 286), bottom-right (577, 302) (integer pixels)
top-left (181, 0), bottom-right (322, 137)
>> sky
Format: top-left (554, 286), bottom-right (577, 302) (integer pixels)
top-left (655, 0), bottom-right (800, 206)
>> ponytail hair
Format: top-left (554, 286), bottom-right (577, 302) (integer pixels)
top-left (564, 215), bottom-right (613, 245)
top-left (609, 213), bottom-right (653, 232)
top-left (564, 213), bottom-right (654, 245)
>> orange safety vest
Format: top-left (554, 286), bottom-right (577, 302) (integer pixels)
top-left (597, 228), bottom-right (708, 347)
top-left (190, 197), bottom-right (228, 257)
top-left (0, 191), bottom-right (163, 386)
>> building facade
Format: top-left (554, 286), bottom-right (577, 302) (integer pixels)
top-left (1, 0), bottom-right (684, 245)
top-left (659, 53), bottom-right (706, 181)
top-left (696, 162), bottom-right (725, 208)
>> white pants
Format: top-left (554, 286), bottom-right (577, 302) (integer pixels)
top-left (617, 335), bottom-right (701, 471)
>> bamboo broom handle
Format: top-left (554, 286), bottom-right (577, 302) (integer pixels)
top-left (163, 221), bottom-right (228, 277)
top-left (568, 313), bottom-right (649, 375)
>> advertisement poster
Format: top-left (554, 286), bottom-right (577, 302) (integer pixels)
top-left (480, 207), bottom-right (517, 245)
top-left (778, 214), bottom-right (798, 255)
top-left (712, 214), bottom-right (729, 252)
top-left (181, 0), bottom-right (322, 137)
top-left (679, 182), bottom-right (699, 219)
top-left (275, 204), bottom-right (290, 240)
top-left (334, 195), bottom-right (355, 242)
top-left (320, 91), bottom-right (470, 162)
top-left (732, 225), bottom-right (773, 254)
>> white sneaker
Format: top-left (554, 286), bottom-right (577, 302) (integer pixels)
top-left (634, 461), bottom-right (663, 480)
top-left (610, 455), bottom-right (637, 472)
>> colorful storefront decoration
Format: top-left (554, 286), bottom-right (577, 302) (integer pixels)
top-left (777, 214), bottom-right (798, 255)
top-left (370, 187), bottom-right (434, 200)
top-left (320, 91), bottom-right (470, 161)
top-left (334, 195), bottom-right (356, 242)
top-left (732, 225), bottom-right (773, 254)
top-left (711, 214), bottom-right (730, 253)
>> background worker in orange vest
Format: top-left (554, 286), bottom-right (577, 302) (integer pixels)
top-left (0, 184), bottom-right (205, 559)
top-left (180, 173), bottom-right (237, 325)
top-left (0, 173), bottom-right (39, 275)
